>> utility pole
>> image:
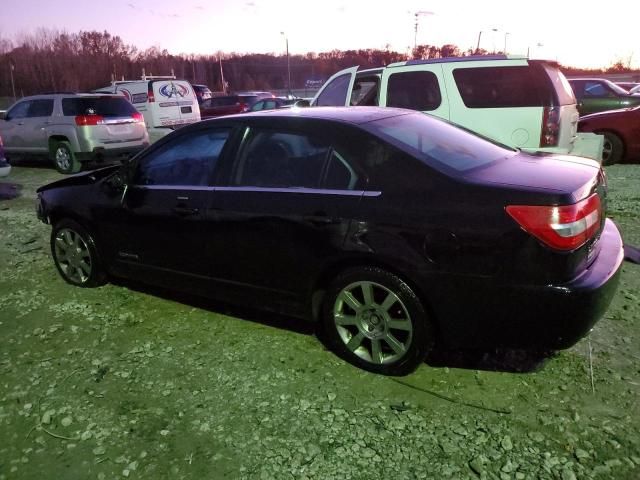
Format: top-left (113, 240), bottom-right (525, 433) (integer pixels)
top-left (9, 59), bottom-right (16, 101)
top-left (414, 11), bottom-right (435, 50)
top-left (281, 32), bottom-right (291, 96)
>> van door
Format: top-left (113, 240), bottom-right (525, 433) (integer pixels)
top-left (152, 80), bottom-right (201, 129)
top-left (312, 66), bottom-right (358, 106)
top-left (379, 64), bottom-right (450, 120)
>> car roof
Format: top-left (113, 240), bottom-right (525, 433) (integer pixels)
top-left (212, 106), bottom-right (413, 125)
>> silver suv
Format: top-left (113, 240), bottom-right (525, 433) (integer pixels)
top-left (0, 93), bottom-right (149, 174)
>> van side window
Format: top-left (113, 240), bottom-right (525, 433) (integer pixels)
top-left (453, 66), bottom-right (554, 108)
top-left (315, 73), bottom-right (351, 107)
top-left (133, 128), bottom-right (230, 186)
top-left (350, 78), bottom-right (379, 106)
top-left (386, 71), bottom-right (441, 111)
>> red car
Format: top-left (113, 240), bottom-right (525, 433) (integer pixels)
top-left (578, 106), bottom-right (640, 165)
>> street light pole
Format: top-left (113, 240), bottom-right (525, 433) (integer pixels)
top-left (280, 32), bottom-right (291, 96)
top-left (476, 31), bottom-right (483, 54)
top-left (504, 32), bottom-right (510, 54)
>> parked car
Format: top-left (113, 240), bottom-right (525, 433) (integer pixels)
top-left (192, 84), bottom-right (212, 104)
top-left (94, 76), bottom-right (201, 143)
top-left (200, 95), bottom-right (249, 119)
top-left (578, 106), bottom-right (640, 164)
top-left (249, 97), bottom-right (309, 112)
top-left (36, 107), bottom-right (623, 375)
top-left (630, 85), bottom-right (640, 95)
top-left (568, 78), bottom-right (640, 115)
top-left (312, 55), bottom-right (602, 160)
top-left (0, 134), bottom-right (10, 177)
top-left (0, 93), bottom-right (149, 174)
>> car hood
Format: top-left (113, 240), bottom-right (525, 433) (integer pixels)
top-left (37, 165), bottom-right (120, 193)
top-left (464, 152), bottom-right (601, 202)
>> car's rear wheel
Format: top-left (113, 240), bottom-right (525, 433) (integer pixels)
top-left (51, 219), bottom-right (106, 287)
top-left (51, 141), bottom-right (81, 174)
top-left (601, 132), bottom-right (623, 166)
top-left (321, 267), bottom-right (434, 375)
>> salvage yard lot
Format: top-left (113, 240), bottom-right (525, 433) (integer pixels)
top-left (1, 163), bottom-right (639, 479)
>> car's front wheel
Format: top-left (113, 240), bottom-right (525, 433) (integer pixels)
top-left (601, 132), bottom-right (624, 166)
top-left (321, 267), bottom-right (434, 375)
top-left (51, 141), bottom-right (81, 174)
top-left (51, 219), bottom-right (107, 287)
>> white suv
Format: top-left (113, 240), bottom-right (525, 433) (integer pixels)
top-left (312, 55), bottom-right (602, 160)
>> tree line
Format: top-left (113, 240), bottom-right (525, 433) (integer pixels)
top-left (0, 29), bottom-right (637, 99)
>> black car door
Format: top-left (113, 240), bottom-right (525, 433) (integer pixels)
top-left (207, 123), bottom-right (367, 311)
top-left (105, 126), bottom-right (232, 289)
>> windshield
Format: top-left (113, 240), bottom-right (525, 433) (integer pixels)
top-left (364, 112), bottom-right (517, 173)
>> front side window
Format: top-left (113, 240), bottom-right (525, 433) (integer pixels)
top-left (387, 71), bottom-right (441, 111)
top-left (28, 99), bottom-right (54, 117)
top-left (133, 128), bottom-right (230, 186)
top-left (350, 78), bottom-right (379, 106)
top-left (6, 101), bottom-right (30, 121)
top-left (233, 130), bottom-right (330, 188)
top-left (315, 73), bottom-right (351, 107)
top-left (584, 82), bottom-right (611, 97)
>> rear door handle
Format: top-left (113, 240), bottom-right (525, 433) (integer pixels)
top-left (172, 206), bottom-right (199, 216)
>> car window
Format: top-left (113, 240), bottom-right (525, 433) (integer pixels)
top-left (28, 99), bottom-right (54, 117)
top-left (315, 73), bottom-right (351, 107)
top-left (62, 97), bottom-right (138, 117)
top-left (250, 101), bottom-right (265, 111)
top-left (584, 82), bottom-right (611, 97)
top-left (387, 71), bottom-right (441, 111)
top-left (6, 101), bottom-right (31, 121)
top-left (263, 100), bottom-right (277, 110)
top-left (350, 78), bottom-right (379, 106)
top-left (453, 66), bottom-right (556, 108)
top-left (133, 128), bottom-right (230, 186)
top-left (323, 150), bottom-right (359, 190)
top-left (233, 129), bottom-right (330, 188)
top-left (366, 112), bottom-right (516, 174)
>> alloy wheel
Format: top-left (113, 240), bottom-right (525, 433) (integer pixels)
top-left (333, 281), bottom-right (413, 365)
top-left (53, 228), bottom-right (92, 284)
top-left (55, 147), bottom-right (71, 172)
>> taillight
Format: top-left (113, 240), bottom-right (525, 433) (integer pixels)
top-left (239, 102), bottom-right (248, 112)
top-left (75, 115), bottom-right (104, 126)
top-left (506, 194), bottom-right (602, 251)
top-left (540, 106), bottom-right (560, 147)
top-left (132, 112), bottom-right (143, 122)
top-left (148, 87), bottom-right (155, 103)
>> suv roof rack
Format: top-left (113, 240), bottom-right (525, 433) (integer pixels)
top-left (389, 54), bottom-right (527, 68)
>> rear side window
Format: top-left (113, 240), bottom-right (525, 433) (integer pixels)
top-left (133, 128), bottom-right (230, 186)
top-left (453, 65), bottom-right (557, 108)
top-left (315, 73), bottom-right (351, 107)
top-left (234, 130), bottom-right (330, 188)
top-left (28, 99), bottom-right (54, 117)
top-left (387, 71), bottom-right (441, 111)
top-left (62, 97), bottom-right (137, 117)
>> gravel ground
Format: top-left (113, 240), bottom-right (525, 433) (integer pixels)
top-left (1, 162), bottom-right (639, 480)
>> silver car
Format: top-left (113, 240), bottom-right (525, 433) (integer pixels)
top-left (0, 93), bottom-right (149, 174)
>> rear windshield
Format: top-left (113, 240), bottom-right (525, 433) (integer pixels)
top-left (365, 112), bottom-right (516, 173)
top-left (62, 97), bottom-right (138, 116)
top-left (453, 64), bottom-right (558, 108)
top-left (208, 97), bottom-right (239, 107)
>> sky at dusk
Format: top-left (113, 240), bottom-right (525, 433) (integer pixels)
top-left (2, 0), bottom-right (638, 69)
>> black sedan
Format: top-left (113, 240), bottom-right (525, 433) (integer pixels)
top-left (36, 107), bottom-right (624, 375)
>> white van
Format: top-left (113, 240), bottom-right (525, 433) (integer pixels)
top-left (312, 55), bottom-right (602, 161)
top-left (95, 75), bottom-right (201, 143)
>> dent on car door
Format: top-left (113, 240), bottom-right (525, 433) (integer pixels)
top-left (209, 125), bottom-right (366, 303)
top-left (103, 126), bottom-right (232, 286)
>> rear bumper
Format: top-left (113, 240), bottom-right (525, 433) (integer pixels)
top-left (435, 219), bottom-right (624, 350)
top-left (76, 143), bottom-right (148, 162)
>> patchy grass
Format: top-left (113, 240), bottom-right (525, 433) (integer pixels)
top-left (1, 164), bottom-right (639, 479)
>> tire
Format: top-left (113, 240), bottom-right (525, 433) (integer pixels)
top-left (601, 132), bottom-right (624, 166)
top-left (321, 267), bottom-right (434, 375)
top-left (51, 141), bottom-right (81, 174)
top-left (51, 219), bottom-right (107, 287)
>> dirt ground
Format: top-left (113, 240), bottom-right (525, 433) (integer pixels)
top-left (1, 161), bottom-right (639, 480)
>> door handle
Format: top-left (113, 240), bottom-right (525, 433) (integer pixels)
top-left (172, 206), bottom-right (199, 216)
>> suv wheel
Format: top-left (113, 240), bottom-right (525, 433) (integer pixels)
top-left (51, 219), bottom-right (107, 287)
top-left (51, 141), bottom-right (81, 174)
top-left (321, 267), bottom-right (434, 375)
